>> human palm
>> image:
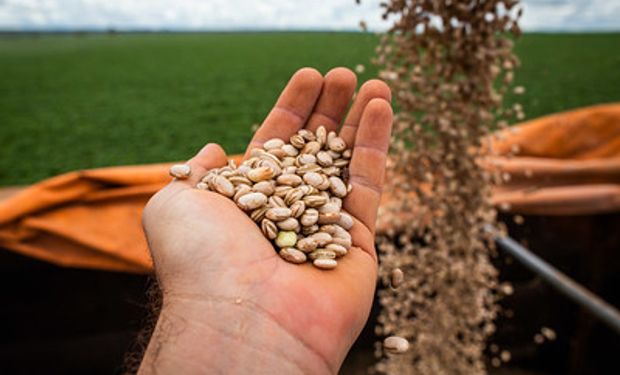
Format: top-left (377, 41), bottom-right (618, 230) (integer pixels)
top-left (142, 67), bottom-right (392, 374)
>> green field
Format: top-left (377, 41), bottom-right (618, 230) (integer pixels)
top-left (1, 32), bottom-right (619, 185)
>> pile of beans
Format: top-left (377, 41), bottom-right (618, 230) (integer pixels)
top-left (171, 126), bottom-right (355, 270)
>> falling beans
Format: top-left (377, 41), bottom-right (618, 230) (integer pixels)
top-left (389, 268), bottom-right (404, 289)
top-left (383, 336), bottom-right (409, 354)
top-left (370, 0), bottom-right (523, 373)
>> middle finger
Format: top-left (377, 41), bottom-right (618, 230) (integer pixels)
top-left (305, 67), bottom-right (357, 133)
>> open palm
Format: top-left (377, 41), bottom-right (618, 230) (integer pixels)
top-left (142, 67), bottom-right (392, 374)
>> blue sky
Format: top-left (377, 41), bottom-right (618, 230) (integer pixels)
top-left (0, 0), bottom-right (618, 31)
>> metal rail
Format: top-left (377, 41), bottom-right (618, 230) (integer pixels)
top-left (484, 224), bottom-right (620, 334)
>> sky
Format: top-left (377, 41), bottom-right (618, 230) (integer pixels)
top-left (0, 0), bottom-right (618, 32)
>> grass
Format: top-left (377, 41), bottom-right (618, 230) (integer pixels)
top-left (1, 32), bottom-right (619, 185)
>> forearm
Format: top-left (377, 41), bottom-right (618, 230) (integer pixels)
top-left (138, 296), bottom-right (333, 375)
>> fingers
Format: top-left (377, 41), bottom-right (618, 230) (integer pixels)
top-left (305, 67), bottom-right (357, 133)
top-left (340, 79), bottom-right (391, 148)
top-left (246, 68), bottom-right (323, 156)
top-left (344, 98), bottom-right (393, 233)
top-left (179, 143), bottom-right (229, 186)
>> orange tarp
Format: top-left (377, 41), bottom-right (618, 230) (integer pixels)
top-left (0, 103), bottom-right (619, 273)
top-left (489, 103), bottom-right (620, 214)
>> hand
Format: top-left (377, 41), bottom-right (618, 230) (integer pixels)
top-left (140, 67), bottom-right (392, 374)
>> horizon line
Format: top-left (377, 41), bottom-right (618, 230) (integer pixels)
top-left (1, 27), bottom-right (619, 34)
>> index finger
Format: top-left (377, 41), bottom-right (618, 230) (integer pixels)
top-left (343, 98), bottom-right (393, 233)
top-left (245, 68), bottom-right (323, 157)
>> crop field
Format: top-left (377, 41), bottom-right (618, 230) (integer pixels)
top-left (1, 32), bottom-right (619, 185)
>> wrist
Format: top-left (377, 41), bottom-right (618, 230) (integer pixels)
top-left (139, 294), bottom-right (334, 375)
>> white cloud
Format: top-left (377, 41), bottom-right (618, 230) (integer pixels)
top-left (521, 0), bottom-right (620, 31)
top-left (0, 0), bottom-right (618, 31)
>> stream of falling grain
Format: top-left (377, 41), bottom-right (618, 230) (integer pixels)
top-left (369, 1), bottom-right (523, 374)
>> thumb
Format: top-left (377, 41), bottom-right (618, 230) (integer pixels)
top-left (177, 143), bottom-right (229, 187)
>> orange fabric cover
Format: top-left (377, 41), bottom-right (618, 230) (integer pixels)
top-left (0, 104), bottom-right (618, 272)
top-left (0, 156), bottom-right (241, 273)
top-left (489, 103), bottom-right (620, 214)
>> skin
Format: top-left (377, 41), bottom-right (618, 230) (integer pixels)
top-left (139, 67), bottom-right (393, 375)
